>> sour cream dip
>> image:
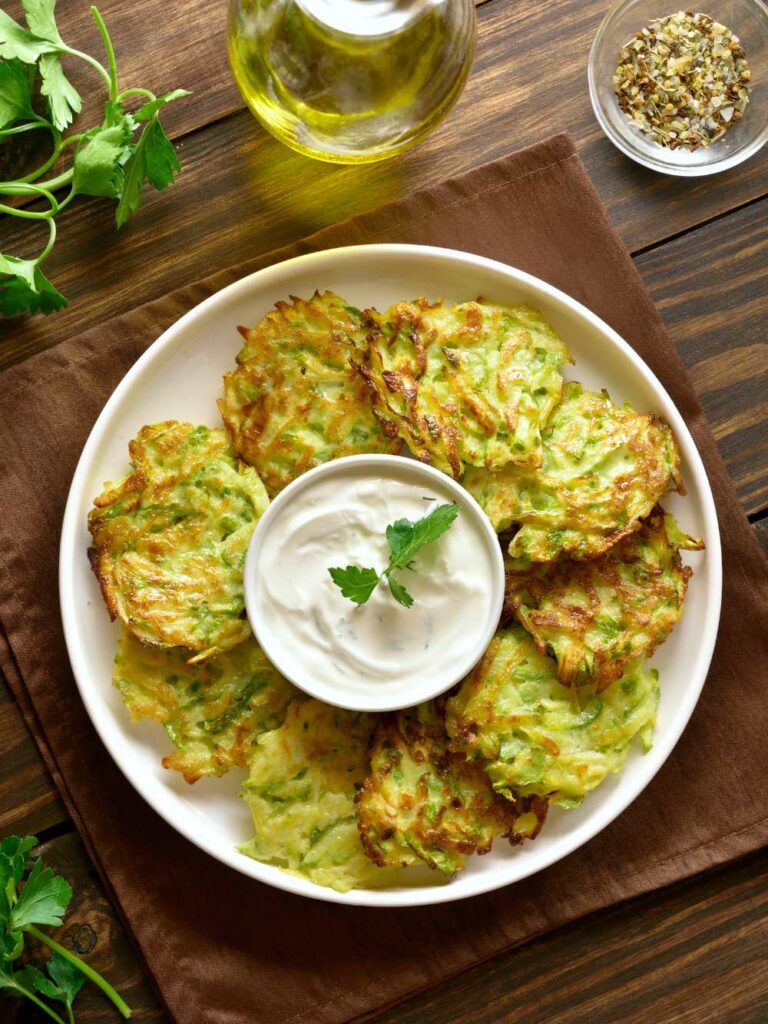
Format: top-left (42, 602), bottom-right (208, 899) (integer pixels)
top-left (244, 455), bottom-right (504, 711)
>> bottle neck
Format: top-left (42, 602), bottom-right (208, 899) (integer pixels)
top-left (295, 0), bottom-right (442, 37)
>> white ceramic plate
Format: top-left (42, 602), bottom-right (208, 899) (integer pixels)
top-left (60, 244), bottom-right (722, 907)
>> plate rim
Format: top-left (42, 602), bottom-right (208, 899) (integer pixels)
top-left (59, 242), bottom-right (723, 907)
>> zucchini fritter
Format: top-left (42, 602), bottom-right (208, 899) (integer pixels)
top-left (463, 382), bottom-right (681, 567)
top-left (219, 291), bottom-right (400, 495)
top-left (353, 298), bottom-right (570, 477)
top-left (89, 421), bottom-right (268, 660)
top-left (357, 700), bottom-right (547, 876)
top-left (446, 627), bottom-right (659, 808)
top-left (505, 508), bottom-right (703, 690)
top-left (239, 700), bottom-right (398, 892)
top-left (113, 628), bottom-right (298, 783)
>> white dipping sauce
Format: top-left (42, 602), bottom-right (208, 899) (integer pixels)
top-left (247, 458), bottom-right (502, 710)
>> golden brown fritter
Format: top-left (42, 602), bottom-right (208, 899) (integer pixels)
top-left (353, 298), bottom-right (570, 478)
top-left (89, 421), bottom-right (268, 660)
top-left (239, 699), bottom-right (399, 892)
top-left (113, 628), bottom-right (298, 784)
top-left (219, 291), bottom-right (400, 495)
top-left (446, 626), bottom-right (660, 808)
top-left (463, 382), bottom-right (682, 567)
top-left (357, 700), bottom-right (547, 876)
top-left (504, 507), bottom-right (703, 690)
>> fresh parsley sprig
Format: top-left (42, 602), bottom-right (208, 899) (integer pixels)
top-left (329, 502), bottom-right (460, 608)
top-left (0, 834), bottom-right (131, 1022)
top-left (0, 0), bottom-right (189, 317)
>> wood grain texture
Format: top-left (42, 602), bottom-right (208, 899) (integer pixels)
top-left (756, 517), bottom-right (768, 558)
top-left (3, 833), bottom-right (767, 1024)
top-left (635, 198), bottom-right (768, 515)
top-left (0, 674), bottom-right (66, 837)
top-left (1, 0), bottom-right (767, 361)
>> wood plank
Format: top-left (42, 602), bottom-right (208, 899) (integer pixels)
top-left (636, 199), bottom-right (768, 516)
top-left (2, 0), bottom-right (767, 363)
top-left (756, 518), bottom-right (768, 559)
top-left (0, 672), bottom-right (67, 837)
top-left (3, 831), bottom-right (767, 1024)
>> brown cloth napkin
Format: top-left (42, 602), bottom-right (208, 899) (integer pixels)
top-left (1, 133), bottom-right (767, 1024)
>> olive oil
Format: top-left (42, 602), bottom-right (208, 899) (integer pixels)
top-left (228, 0), bottom-right (476, 163)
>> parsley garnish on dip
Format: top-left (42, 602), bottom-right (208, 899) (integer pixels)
top-left (245, 455), bottom-right (503, 711)
top-left (329, 501), bottom-right (460, 608)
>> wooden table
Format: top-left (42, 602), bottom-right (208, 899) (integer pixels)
top-left (2, 0), bottom-right (767, 1021)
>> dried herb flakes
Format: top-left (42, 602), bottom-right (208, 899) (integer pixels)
top-left (614, 10), bottom-right (751, 150)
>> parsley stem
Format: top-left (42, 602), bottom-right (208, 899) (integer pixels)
top-left (37, 218), bottom-right (57, 264)
top-left (26, 925), bottom-right (133, 1019)
top-left (0, 122), bottom-right (47, 138)
top-left (118, 87), bottom-right (156, 102)
top-left (56, 186), bottom-right (77, 215)
top-left (62, 46), bottom-right (112, 92)
top-left (13, 983), bottom-right (68, 1024)
top-left (17, 128), bottom-right (63, 185)
top-left (30, 168), bottom-right (74, 193)
top-left (0, 203), bottom-right (52, 220)
top-left (0, 183), bottom-right (59, 214)
top-left (90, 6), bottom-right (119, 100)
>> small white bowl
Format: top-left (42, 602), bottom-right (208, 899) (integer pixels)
top-left (243, 454), bottom-right (505, 712)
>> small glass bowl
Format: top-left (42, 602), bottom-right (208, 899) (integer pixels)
top-left (589, 0), bottom-right (768, 176)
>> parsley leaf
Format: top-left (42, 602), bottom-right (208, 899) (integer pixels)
top-left (115, 116), bottom-right (180, 228)
top-left (21, 0), bottom-right (64, 42)
top-left (0, 10), bottom-right (58, 64)
top-left (386, 503), bottom-right (460, 569)
top-left (328, 502), bottom-right (460, 608)
top-left (1, 835), bottom-right (37, 886)
top-left (0, 59), bottom-right (35, 130)
top-left (39, 52), bottom-right (81, 130)
top-left (328, 565), bottom-right (380, 605)
top-left (0, 256), bottom-right (67, 317)
top-left (34, 951), bottom-right (86, 1015)
top-left (387, 576), bottom-right (414, 608)
top-left (72, 121), bottom-right (133, 198)
top-left (0, 962), bottom-right (69, 1024)
top-left (19, 1), bottom-right (82, 129)
top-left (10, 857), bottom-right (71, 929)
